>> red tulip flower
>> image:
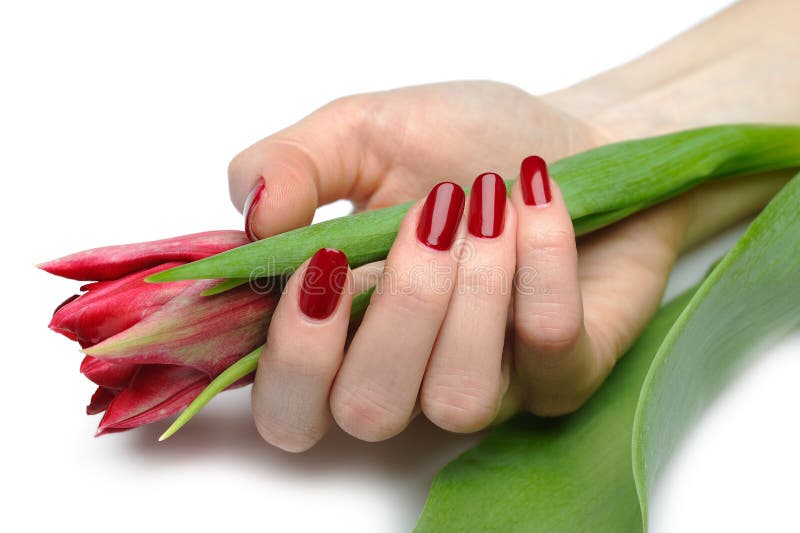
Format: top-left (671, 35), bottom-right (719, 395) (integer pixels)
top-left (40, 231), bottom-right (277, 435)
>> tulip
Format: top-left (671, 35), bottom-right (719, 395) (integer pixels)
top-left (96, 365), bottom-right (212, 435)
top-left (41, 231), bottom-right (278, 435)
top-left (39, 230), bottom-right (251, 281)
top-left (51, 262), bottom-right (193, 348)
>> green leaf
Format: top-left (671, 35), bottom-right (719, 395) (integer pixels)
top-left (632, 171), bottom-right (800, 527)
top-left (148, 124), bottom-right (800, 282)
top-left (200, 278), bottom-right (249, 296)
top-left (416, 289), bottom-right (696, 532)
top-left (148, 201), bottom-right (411, 282)
top-left (416, 172), bottom-right (800, 531)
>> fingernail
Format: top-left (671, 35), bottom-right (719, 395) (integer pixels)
top-left (416, 181), bottom-right (465, 250)
top-left (468, 172), bottom-right (506, 238)
top-left (299, 248), bottom-right (349, 320)
top-left (244, 177), bottom-right (265, 241)
top-left (520, 155), bottom-right (552, 206)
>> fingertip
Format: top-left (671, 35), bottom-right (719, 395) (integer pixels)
top-left (243, 177), bottom-right (266, 241)
top-left (252, 407), bottom-right (327, 453)
top-left (272, 247), bottom-right (353, 324)
top-left (511, 156), bottom-right (573, 239)
top-left (503, 191), bottom-right (518, 233)
top-left (544, 175), bottom-right (567, 208)
top-left (330, 384), bottom-right (409, 442)
top-left (244, 163), bottom-right (320, 241)
top-left (421, 379), bottom-right (501, 433)
top-left (229, 97), bottom-right (375, 240)
top-left (297, 247), bottom-right (351, 322)
top-left (251, 247), bottom-right (352, 453)
top-left (228, 143), bottom-right (264, 211)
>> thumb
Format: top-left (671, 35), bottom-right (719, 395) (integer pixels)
top-left (228, 97), bottom-right (370, 240)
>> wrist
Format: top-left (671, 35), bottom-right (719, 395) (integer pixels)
top-left (678, 171), bottom-right (793, 251)
top-left (541, 55), bottom-right (736, 143)
top-left (543, 1), bottom-right (800, 144)
top-left (541, 78), bottom-right (640, 144)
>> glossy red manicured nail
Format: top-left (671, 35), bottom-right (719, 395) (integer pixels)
top-left (417, 182), bottom-right (465, 250)
top-left (520, 155), bottom-right (552, 206)
top-left (299, 248), bottom-right (349, 320)
top-left (244, 177), bottom-right (265, 241)
top-left (468, 172), bottom-right (506, 238)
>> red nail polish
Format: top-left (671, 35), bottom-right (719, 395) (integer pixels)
top-left (468, 172), bottom-right (506, 238)
top-left (520, 155), bottom-right (552, 206)
top-left (416, 181), bottom-right (465, 250)
top-left (299, 248), bottom-right (349, 320)
top-left (244, 177), bottom-right (265, 241)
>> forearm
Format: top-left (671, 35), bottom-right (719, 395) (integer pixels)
top-left (546, 0), bottom-right (800, 141)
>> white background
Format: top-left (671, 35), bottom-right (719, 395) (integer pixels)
top-left (2, 1), bottom-right (799, 531)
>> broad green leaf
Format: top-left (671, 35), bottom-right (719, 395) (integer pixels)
top-left (415, 289), bottom-right (696, 532)
top-left (148, 124), bottom-right (800, 282)
top-left (416, 173), bottom-right (800, 532)
top-left (632, 171), bottom-right (800, 527)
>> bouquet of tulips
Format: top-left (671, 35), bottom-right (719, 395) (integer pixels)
top-left (41, 124), bottom-right (800, 531)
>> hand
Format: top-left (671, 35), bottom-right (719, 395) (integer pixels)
top-left (230, 82), bottom-right (776, 451)
top-left (228, 81), bottom-right (603, 235)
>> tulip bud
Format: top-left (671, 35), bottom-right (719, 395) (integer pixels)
top-left (50, 262), bottom-right (192, 347)
top-left (84, 281), bottom-right (278, 377)
top-left (80, 356), bottom-right (138, 389)
top-left (38, 230), bottom-right (250, 281)
top-left (97, 365), bottom-right (211, 435)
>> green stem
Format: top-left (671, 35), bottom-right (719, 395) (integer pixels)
top-left (148, 124), bottom-right (800, 283)
top-left (158, 346), bottom-right (261, 441)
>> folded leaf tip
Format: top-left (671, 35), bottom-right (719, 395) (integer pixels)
top-left (144, 265), bottom-right (194, 283)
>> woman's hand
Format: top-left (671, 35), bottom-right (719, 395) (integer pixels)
top-left (232, 82), bottom-right (782, 451)
top-left (228, 81), bottom-right (604, 238)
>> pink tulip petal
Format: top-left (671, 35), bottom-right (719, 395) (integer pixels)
top-left (80, 356), bottom-right (139, 389)
top-left (38, 230), bottom-right (250, 281)
top-left (84, 282), bottom-right (277, 377)
top-left (50, 262), bottom-right (192, 346)
top-left (53, 294), bottom-right (81, 315)
top-left (87, 387), bottom-right (119, 415)
top-left (96, 365), bottom-right (210, 435)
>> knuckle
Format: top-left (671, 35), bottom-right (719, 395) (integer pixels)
top-left (321, 94), bottom-right (371, 132)
top-left (522, 361), bottom-right (606, 417)
top-left (421, 374), bottom-right (498, 433)
top-left (252, 411), bottom-right (321, 453)
top-left (269, 344), bottom-right (337, 381)
top-left (459, 264), bottom-right (511, 298)
top-left (523, 227), bottom-right (575, 256)
top-left (380, 269), bottom-right (447, 316)
top-left (525, 391), bottom-right (588, 418)
top-left (515, 307), bottom-right (584, 355)
top-left (392, 288), bottom-right (439, 317)
top-left (330, 383), bottom-right (407, 442)
top-left (227, 150), bottom-right (248, 180)
top-left (325, 94), bottom-right (362, 113)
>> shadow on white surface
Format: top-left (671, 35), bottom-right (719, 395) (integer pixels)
top-left (128, 390), bottom-right (480, 479)
top-left (649, 328), bottom-right (800, 532)
top-left (107, 387), bottom-right (482, 530)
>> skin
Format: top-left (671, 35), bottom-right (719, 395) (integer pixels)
top-left (227, 0), bottom-right (800, 451)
